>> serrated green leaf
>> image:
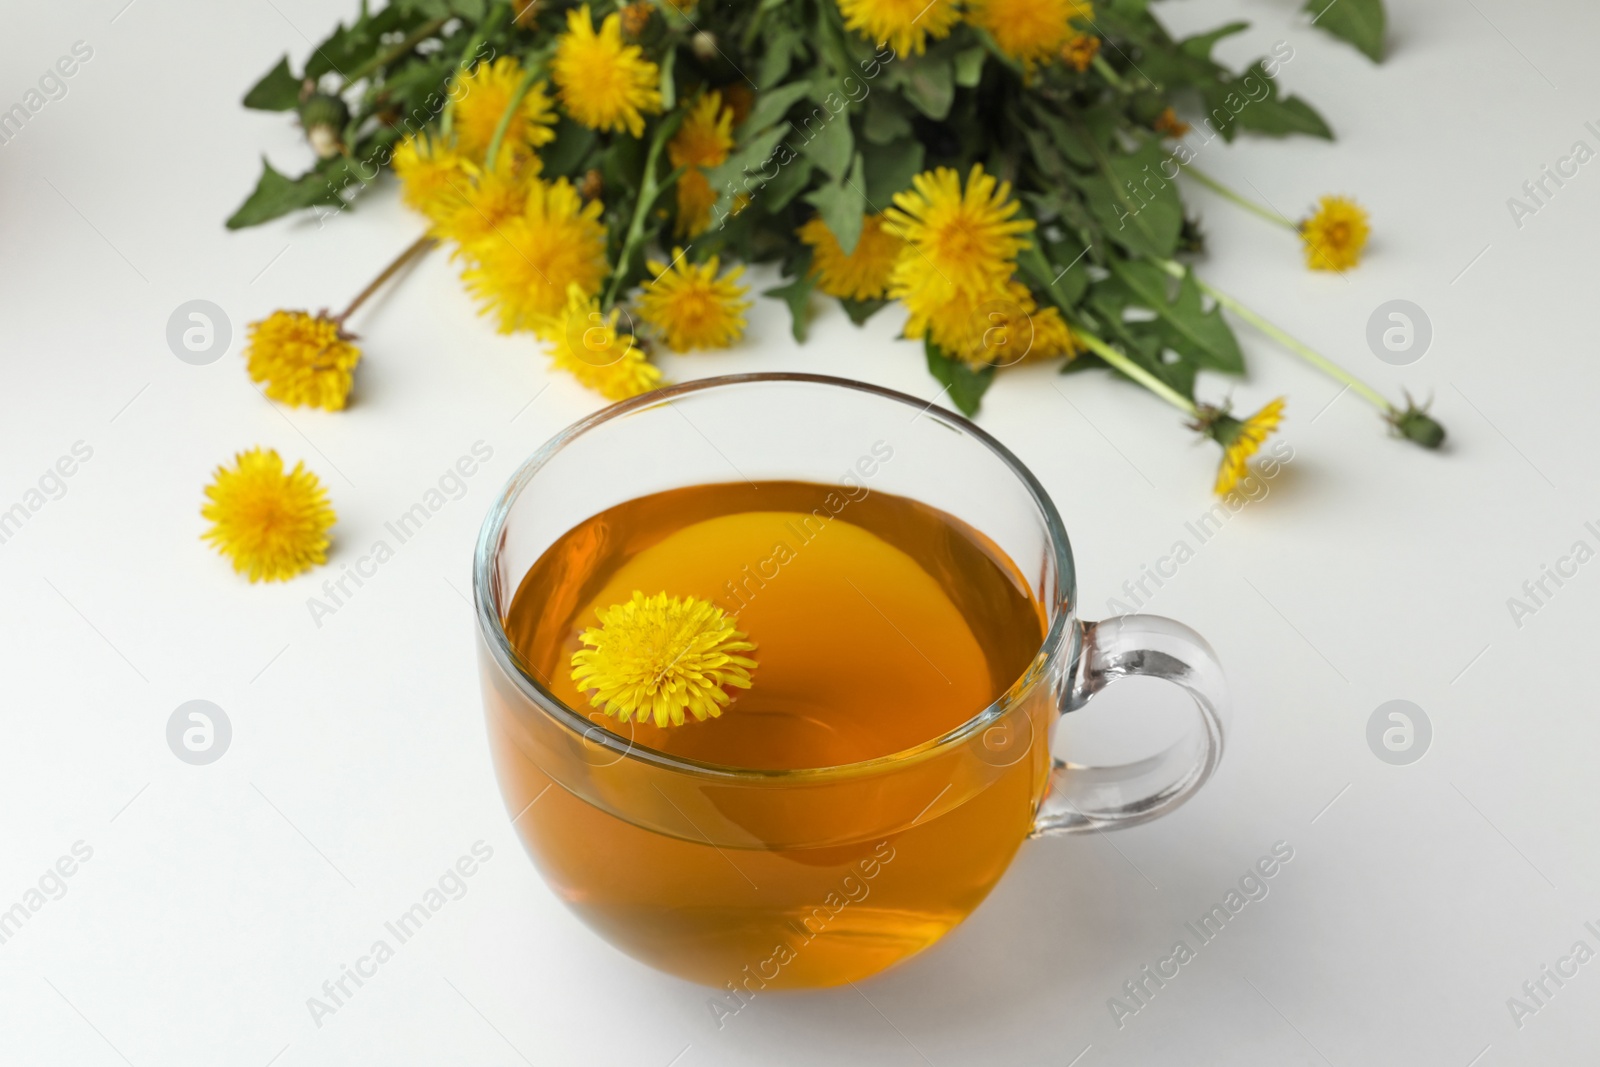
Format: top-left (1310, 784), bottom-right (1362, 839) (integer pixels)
top-left (737, 81), bottom-right (812, 138)
top-left (902, 55), bottom-right (954, 120)
top-left (861, 137), bottom-right (922, 207)
top-left (798, 100), bottom-right (853, 179)
top-left (861, 96), bottom-right (913, 144)
top-left (1179, 22), bottom-right (1250, 62)
top-left (1305, 0), bottom-right (1385, 61)
top-left (225, 157), bottom-right (341, 229)
top-left (1108, 260), bottom-right (1243, 374)
top-left (760, 156), bottom-right (814, 213)
top-left (803, 153), bottom-right (867, 253)
top-left (925, 339), bottom-right (995, 417)
top-left (841, 297), bottom-right (888, 325)
top-left (764, 265), bottom-right (815, 343)
top-left (954, 46), bottom-right (986, 87)
top-left (243, 56), bottom-right (301, 111)
top-left (1201, 62), bottom-right (1333, 141)
top-left (1080, 140), bottom-right (1183, 258)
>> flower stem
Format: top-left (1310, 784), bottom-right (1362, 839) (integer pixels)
top-left (484, 58), bottom-right (543, 169)
top-left (1155, 259), bottom-right (1389, 411)
top-left (603, 113), bottom-right (683, 308)
top-left (335, 234), bottom-right (436, 327)
top-left (1091, 54), bottom-right (1130, 92)
top-left (341, 17), bottom-right (448, 90)
top-left (1184, 167), bottom-right (1297, 232)
top-left (1071, 325), bottom-right (1198, 416)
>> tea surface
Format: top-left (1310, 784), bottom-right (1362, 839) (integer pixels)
top-left (503, 480), bottom-right (1045, 768)
top-left (489, 480), bottom-right (1052, 987)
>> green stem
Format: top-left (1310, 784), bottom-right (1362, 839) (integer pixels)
top-left (1091, 54), bottom-right (1129, 92)
top-left (341, 16), bottom-right (448, 90)
top-left (1072, 325), bottom-right (1198, 416)
top-left (1155, 259), bottom-right (1389, 412)
top-left (1184, 167), bottom-right (1297, 232)
top-left (484, 59), bottom-right (543, 169)
top-left (603, 114), bottom-right (683, 308)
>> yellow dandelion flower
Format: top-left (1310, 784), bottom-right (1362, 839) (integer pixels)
top-left (1300, 195), bottom-right (1370, 272)
top-left (201, 448), bottom-right (336, 583)
top-left (637, 251), bottom-right (751, 352)
top-left (884, 165), bottom-right (1035, 343)
top-left (1061, 32), bottom-right (1101, 72)
top-left (462, 177), bottom-right (609, 333)
top-left (946, 283), bottom-right (1080, 366)
top-left (669, 92), bottom-right (735, 238)
top-left (450, 56), bottom-right (558, 163)
top-left (552, 5), bottom-right (663, 137)
top-left (798, 213), bottom-right (905, 300)
top-left (571, 590), bottom-right (757, 727)
top-left (543, 285), bottom-right (663, 400)
top-left (1208, 398), bottom-right (1286, 496)
top-left (430, 157), bottom-right (541, 252)
top-left (838, 0), bottom-right (962, 56)
top-left (392, 135), bottom-right (472, 224)
top-left (967, 0), bottom-right (1095, 70)
top-left (244, 311), bottom-right (361, 411)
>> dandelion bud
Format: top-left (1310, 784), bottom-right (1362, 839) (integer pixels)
top-left (1390, 402), bottom-right (1446, 449)
top-left (298, 92), bottom-right (349, 159)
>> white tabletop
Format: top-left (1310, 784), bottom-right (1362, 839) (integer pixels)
top-left (4, 0), bottom-right (1598, 1063)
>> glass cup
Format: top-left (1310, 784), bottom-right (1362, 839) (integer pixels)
top-left (474, 374), bottom-right (1227, 991)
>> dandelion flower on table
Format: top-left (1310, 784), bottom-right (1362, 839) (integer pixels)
top-left (1061, 33), bottom-right (1101, 72)
top-left (201, 448), bottom-right (336, 583)
top-left (967, 0), bottom-right (1095, 71)
top-left (637, 251), bottom-right (750, 352)
top-left (798, 213), bottom-right (904, 301)
top-left (244, 310), bottom-right (361, 411)
top-left (884, 165), bottom-right (1035, 346)
top-left (461, 177), bottom-right (609, 333)
top-left (552, 4), bottom-right (663, 137)
top-left (571, 590), bottom-right (757, 727)
top-left (1300, 195), bottom-right (1370, 272)
top-left (837, 0), bottom-right (962, 57)
top-left (668, 92), bottom-right (735, 239)
top-left (1204, 397), bottom-right (1287, 496)
top-left (542, 285), bottom-right (663, 401)
top-left (449, 56), bottom-right (557, 164)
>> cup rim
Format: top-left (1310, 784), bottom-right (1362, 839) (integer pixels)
top-left (473, 373), bottom-right (1077, 782)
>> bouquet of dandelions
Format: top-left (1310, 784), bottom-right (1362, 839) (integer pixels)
top-left (211, 0), bottom-right (1432, 583)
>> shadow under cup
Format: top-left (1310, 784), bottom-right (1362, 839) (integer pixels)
top-left (474, 374), bottom-right (1079, 990)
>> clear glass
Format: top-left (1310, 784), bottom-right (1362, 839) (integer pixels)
top-left (473, 374), bottom-right (1228, 989)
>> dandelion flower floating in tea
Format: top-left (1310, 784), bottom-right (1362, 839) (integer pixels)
top-left (201, 447), bottom-right (336, 583)
top-left (1301, 196), bottom-right (1371, 272)
top-left (570, 591), bottom-right (757, 728)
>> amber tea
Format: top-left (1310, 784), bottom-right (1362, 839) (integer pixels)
top-left (487, 476), bottom-right (1052, 988)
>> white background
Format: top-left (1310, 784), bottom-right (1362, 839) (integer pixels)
top-left (3, 0), bottom-right (1599, 1063)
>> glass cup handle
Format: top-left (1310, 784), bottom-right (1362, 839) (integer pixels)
top-left (1032, 615), bottom-right (1229, 836)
